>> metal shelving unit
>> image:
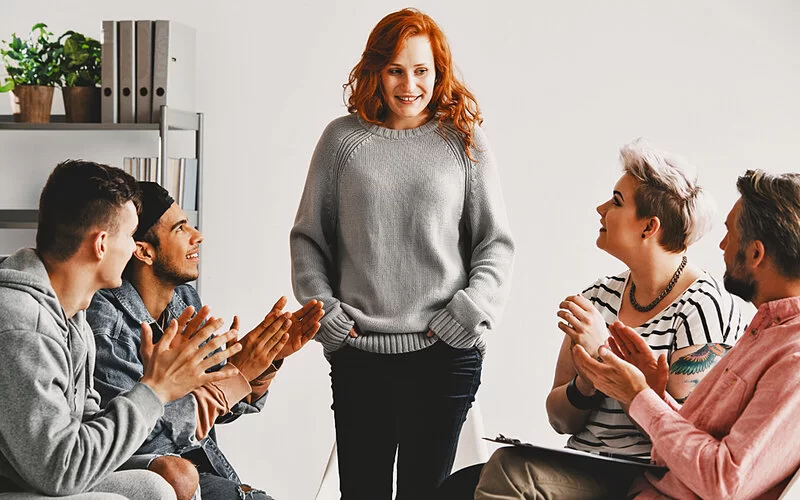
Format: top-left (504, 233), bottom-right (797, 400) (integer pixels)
top-left (0, 106), bottom-right (203, 230)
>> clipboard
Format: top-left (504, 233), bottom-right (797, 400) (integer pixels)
top-left (484, 434), bottom-right (667, 472)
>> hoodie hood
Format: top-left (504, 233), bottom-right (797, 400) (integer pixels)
top-left (0, 248), bottom-right (67, 333)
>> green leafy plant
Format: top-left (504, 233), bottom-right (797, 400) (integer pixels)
top-left (0, 23), bottom-right (62, 92)
top-left (58, 31), bottom-right (101, 87)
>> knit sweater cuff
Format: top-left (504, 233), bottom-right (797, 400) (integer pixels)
top-left (316, 312), bottom-right (353, 352)
top-left (430, 309), bottom-right (479, 349)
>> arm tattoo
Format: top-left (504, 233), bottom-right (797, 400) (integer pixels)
top-left (670, 343), bottom-right (731, 376)
top-left (674, 380), bottom-right (701, 403)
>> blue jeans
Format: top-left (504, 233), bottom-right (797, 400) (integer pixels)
top-left (181, 436), bottom-right (274, 500)
top-left (198, 473), bottom-right (274, 500)
top-left (330, 341), bottom-right (482, 500)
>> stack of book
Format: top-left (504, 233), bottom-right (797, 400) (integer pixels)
top-left (101, 20), bottom-right (196, 124)
top-left (123, 157), bottom-right (198, 210)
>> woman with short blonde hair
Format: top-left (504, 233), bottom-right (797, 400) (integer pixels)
top-left (474, 140), bottom-right (746, 499)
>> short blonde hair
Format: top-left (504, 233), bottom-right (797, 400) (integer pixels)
top-left (620, 139), bottom-right (715, 252)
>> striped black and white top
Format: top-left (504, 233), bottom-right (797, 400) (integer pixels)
top-left (566, 270), bottom-right (747, 459)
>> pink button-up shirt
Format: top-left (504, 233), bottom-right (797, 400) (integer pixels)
top-left (629, 296), bottom-right (800, 499)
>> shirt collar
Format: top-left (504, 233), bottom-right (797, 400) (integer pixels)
top-left (110, 280), bottom-right (189, 326)
top-left (751, 296), bottom-right (800, 332)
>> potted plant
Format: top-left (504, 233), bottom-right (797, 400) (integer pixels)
top-left (0, 23), bottom-right (61, 123)
top-left (58, 30), bottom-right (101, 123)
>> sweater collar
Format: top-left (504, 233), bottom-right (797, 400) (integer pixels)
top-left (356, 115), bottom-right (439, 140)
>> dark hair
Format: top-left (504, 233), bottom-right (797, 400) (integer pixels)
top-left (36, 160), bottom-right (140, 261)
top-left (736, 169), bottom-right (800, 278)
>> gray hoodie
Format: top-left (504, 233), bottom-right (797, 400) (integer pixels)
top-left (0, 248), bottom-right (164, 495)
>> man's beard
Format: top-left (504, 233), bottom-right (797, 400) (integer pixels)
top-left (153, 253), bottom-right (198, 287)
top-left (723, 249), bottom-right (757, 303)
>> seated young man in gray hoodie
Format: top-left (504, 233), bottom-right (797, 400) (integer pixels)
top-left (0, 160), bottom-right (241, 499)
top-left (87, 182), bottom-right (323, 500)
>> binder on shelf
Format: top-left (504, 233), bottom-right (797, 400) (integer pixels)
top-left (118, 21), bottom-right (136, 123)
top-left (122, 157), bottom-right (135, 178)
top-left (152, 21), bottom-right (197, 122)
top-left (163, 157), bottom-right (197, 210)
top-left (135, 20), bottom-right (153, 124)
top-left (123, 157), bottom-right (159, 182)
top-left (164, 157), bottom-right (183, 204)
top-left (143, 157), bottom-right (160, 182)
top-left (182, 158), bottom-right (198, 211)
top-left (101, 20), bottom-right (118, 123)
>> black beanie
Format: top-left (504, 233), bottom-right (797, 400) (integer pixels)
top-left (134, 182), bottom-right (175, 241)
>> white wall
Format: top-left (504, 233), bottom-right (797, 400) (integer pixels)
top-left (1, 1), bottom-right (798, 498)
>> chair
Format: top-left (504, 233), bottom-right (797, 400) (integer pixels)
top-left (779, 467), bottom-right (800, 499)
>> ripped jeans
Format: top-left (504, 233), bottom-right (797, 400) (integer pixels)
top-left (198, 473), bottom-right (274, 500)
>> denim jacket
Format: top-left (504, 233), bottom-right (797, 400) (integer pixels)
top-left (86, 280), bottom-right (268, 481)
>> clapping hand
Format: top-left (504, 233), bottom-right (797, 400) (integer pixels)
top-left (275, 297), bottom-right (323, 360)
top-left (571, 344), bottom-right (650, 406)
top-left (558, 294), bottom-right (610, 357)
top-left (228, 303), bottom-right (292, 383)
top-left (140, 309), bottom-right (241, 403)
top-left (607, 321), bottom-right (668, 399)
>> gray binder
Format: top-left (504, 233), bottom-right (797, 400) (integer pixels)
top-left (180, 158), bottom-right (197, 210)
top-left (118, 21), bottom-right (136, 123)
top-left (135, 21), bottom-right (153, 123)
top-left (100, 21), bottom-right (117, 123)
top-left (152, 21), bottom-right (196, 121)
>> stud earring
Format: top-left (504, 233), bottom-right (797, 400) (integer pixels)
top-left (641, 233), bottom-right (646, 239)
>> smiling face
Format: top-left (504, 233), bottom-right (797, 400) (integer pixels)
top-left (596, 174), bottom-right (648, 260)
top-left (380, 34), bottom-right (436, 130)
top-left (720, 199), bottom-right (757, 302)
top-left (149, 202), bottom-right (203, 286)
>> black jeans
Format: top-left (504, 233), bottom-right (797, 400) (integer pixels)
top-left (330, 341), bottom-right (482, 500)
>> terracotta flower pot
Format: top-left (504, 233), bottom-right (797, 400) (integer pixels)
top-left (9, 85), bottom-right (55, 123)
top-left (62, 86), bottom-right (101, 123)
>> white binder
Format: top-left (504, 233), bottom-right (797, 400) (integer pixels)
top-left (152, 21), bottom-right (196, 122)
top-left (135, 20), bottom-right (153, 123)
top-left (117, 21), bottom-right (136, 123)
top-left (101, 20), bottom-right (118, 123)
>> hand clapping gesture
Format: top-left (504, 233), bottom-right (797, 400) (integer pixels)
top-left (139, 305), bottom-right (241, 403)
top-left (557, 294), bottom-right (610, 358)
top-left (228, 296), bottom-right (324, 384)
top-left (607, 320), bottom-right (669, 399)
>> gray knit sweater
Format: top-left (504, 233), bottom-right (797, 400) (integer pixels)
top-left (290, 114), bottom-right (514, 356)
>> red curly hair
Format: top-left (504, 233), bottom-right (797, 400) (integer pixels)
top-left (345, 8), bottom-right (483, 160)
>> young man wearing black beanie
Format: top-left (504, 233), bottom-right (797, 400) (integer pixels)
top-left (87, 182), bottom-right (323, 500)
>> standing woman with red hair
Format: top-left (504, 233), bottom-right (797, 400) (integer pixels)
top-left (290, 8), bottom-right (514, 500)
